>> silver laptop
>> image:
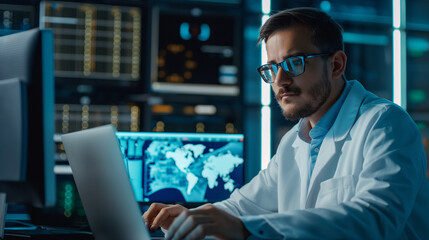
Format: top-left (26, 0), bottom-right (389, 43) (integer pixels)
top-left (62, 125), bottom-right (156, 240)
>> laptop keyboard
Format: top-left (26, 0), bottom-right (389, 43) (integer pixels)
top-left (148, 227), bottom-right (165, 238)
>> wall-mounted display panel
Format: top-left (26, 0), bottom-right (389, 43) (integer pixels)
top-left (148, 99), bottom-right (241, 134)
top-left (54, 103), bottom-right (140, 135)
top-left (151, 6), bottom-right (241, 96)
top-left (40, 1), bottom-right (142, 82)
top-left (0, 4), bottom-right (35, 36)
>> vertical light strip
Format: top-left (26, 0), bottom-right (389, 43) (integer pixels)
top-left (261, 106), bottom-right (271, 169)
top-left (262, 0), bottom-right (271, 15)
top-left (261, 16), bottom-right (271, 106)
top-left (392, 0), bottom-right (407, 109)
top-left (393, 30), bottom-right (405, 107)
top-left (393, 0), bottom-right (401, 28)
top-left (261, 0), bottom-right (271, 170)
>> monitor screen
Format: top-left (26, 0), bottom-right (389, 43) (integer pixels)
top-left (116, 132), bottom-right (244, 204)
top-left (151, 7), bottom-right (240, 96)
top-left (0, 79), bottom-right (27, 183)
top-left (0, 28), bottom-right (55, 209)
top-left (40, 1), bottom-right (143, 82)
top-left (0, 3), bottom-right (35, 36)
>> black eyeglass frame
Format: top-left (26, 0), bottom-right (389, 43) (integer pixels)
top-left (257, 53), bottom-right (332, 83)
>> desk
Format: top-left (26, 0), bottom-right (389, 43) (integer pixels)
top-left (4, 227), bottom-right (94, 240)
top-left (4, 226), bottom-right (165, 239)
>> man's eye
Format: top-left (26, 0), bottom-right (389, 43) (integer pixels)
top-left (293, 60), bottom-right (302, 65)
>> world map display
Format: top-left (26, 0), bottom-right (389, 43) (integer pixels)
top-left (144, 140), bottom-right (244, 202)
top-left (117, 133), bottom-right (245, 203)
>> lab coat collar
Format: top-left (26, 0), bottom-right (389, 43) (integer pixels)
top-left (332, 80), bottom-right (367, 142)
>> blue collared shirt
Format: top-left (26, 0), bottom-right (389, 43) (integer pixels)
top-left (308, 81), bottom-right (351, 179)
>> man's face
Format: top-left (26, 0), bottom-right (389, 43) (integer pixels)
top-left (266, 26), bottom-right (332, 121)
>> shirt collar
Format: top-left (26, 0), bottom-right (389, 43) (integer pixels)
top-left (298, 80), bottom-right (351, 142)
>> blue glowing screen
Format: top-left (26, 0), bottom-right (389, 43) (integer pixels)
top-left (116, 132), bottom-right (244, 204)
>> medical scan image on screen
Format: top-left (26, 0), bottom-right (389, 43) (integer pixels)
top-left (116, 132), bottom-right (244, 203)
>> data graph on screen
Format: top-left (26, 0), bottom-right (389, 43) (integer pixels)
top-left (40, 1), bottom-right (142, 81)
top-left (116, 132), bottom-right (244, 203)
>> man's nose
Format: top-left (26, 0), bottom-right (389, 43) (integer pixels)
top-left (274, 67), bottom-right (293, 86)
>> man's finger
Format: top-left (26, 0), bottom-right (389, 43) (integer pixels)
top-left (151, 205), bottom-right (186, 230)
top-left (167, 212), bottom-right (214, 240)
top-left (143, 203), bottom-right (166, 224)
top-left (151, 207), bottom-right (172, 230)
top-left (185, 223), bottom-right (218, 240)
top-left (165, 210), bottom-right (189, 240)
top-left (178, 216), bottom-right (215, 240)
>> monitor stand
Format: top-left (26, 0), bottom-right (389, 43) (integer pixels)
top-left (0, 193), bottom-right (7, 239)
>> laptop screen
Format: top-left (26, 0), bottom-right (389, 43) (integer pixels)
top-left (116, 132), bottom-right (244, 204)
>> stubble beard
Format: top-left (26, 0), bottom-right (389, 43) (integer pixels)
top-left (277, 68), bottom-right (331, 121)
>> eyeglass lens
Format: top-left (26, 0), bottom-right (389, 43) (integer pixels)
top-left (259, 56), bottom-right (305, 83)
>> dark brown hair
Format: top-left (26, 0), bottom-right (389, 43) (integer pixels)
top-left (258, 7), bottom-right (344, 53)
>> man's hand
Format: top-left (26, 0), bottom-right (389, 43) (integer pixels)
top-left (165, 204), bottom-right (250, 240)
top-left (143, 203), bottom-right (188, 231)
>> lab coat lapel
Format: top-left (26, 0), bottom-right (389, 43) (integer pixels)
top-left (305, 80), bottom-right (367, 208)
top-left (291, 135), bottom-right (310, 209)
top-left (305, 131), bottom-right (340, 207)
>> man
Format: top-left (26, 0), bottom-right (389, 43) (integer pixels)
top-left (144, 8), bottom-right (429, 239)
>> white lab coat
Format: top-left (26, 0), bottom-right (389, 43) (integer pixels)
top-left (214, 80), bottom-right (429, 239)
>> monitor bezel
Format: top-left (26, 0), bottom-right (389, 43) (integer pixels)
top-left (0, 28), bottom-right (56, 208)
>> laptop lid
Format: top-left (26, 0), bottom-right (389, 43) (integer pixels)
top-left (62, 125), bottom-right (151, 240)
top-left (115, 131), bottom-right (244, 205)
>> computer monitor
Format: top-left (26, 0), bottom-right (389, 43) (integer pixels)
top-left (116, 131), bottom-right (244, 206)
top-left (0, 28), bottom-right (55, 231)
top-left (151, 6), bottom-right (240, 96)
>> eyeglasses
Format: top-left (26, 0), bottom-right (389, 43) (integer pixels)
top-left (257, 53), bottom-right (331, 83)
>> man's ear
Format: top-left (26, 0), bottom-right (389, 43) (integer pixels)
top-left (331, 50), bottom-right (347, 79)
